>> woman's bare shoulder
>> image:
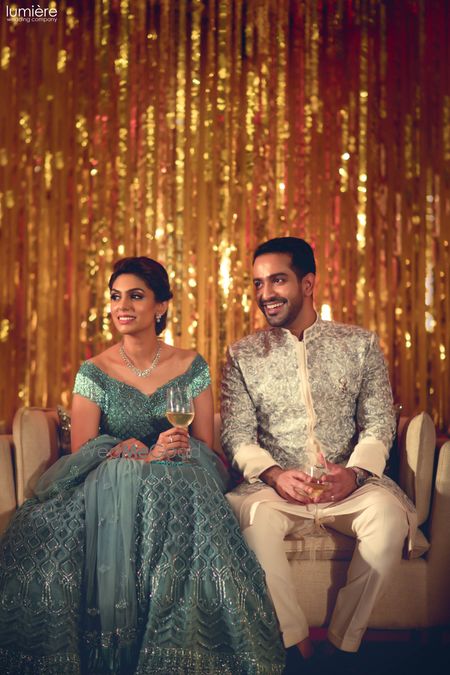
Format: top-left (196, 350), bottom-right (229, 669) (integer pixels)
top-left (163, 345), bottom-right (200, 367)
top-left (89, 344), bottom-right (120, 369)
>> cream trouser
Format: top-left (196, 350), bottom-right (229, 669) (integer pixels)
top-left (228, 486), bottom-right (409, 653)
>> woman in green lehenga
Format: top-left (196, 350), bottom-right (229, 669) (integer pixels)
top-left (0, 257), bottom-right (285, 675)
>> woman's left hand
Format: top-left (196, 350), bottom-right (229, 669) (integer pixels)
top-left (107, 438), bottom-right (150, 459)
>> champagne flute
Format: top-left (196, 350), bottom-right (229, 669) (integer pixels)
top-left (165, 386), bottom-right (195, 460)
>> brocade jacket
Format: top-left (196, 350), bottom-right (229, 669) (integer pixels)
top-left (221, 316), bottom-right (397, 484)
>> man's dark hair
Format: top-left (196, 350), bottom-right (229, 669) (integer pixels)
top-left (253, 237), bottom-right (316, 278)
top-left (109, 256), bottom-right (173, 335)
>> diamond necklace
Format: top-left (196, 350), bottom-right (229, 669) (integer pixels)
top-left (119, 342), bottom-right (162, 378)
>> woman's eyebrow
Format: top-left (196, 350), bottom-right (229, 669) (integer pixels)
top-left (111, 287), bottom-right (146, 293)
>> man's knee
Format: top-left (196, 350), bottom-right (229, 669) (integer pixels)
top-left (243, 504), bottom-right (295, 582)
top-left (356, 494), bottom-right (409, 553)
top-left (243, 503), bottom-right (290, 544)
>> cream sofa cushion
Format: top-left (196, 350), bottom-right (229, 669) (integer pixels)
top-left (398, 412), bottom-right (435, 525)
top-left (284, 526), bottom-right (429, 561)
top-left (12, 407), bottom-right (60, 505)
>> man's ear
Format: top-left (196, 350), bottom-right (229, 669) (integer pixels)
top-left (302, 273), bottom-right (315, 297)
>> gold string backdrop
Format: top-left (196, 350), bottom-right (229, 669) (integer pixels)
top-left (0, 0), bottom-right (449, 434)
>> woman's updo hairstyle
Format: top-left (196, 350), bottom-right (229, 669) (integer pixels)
top-left (109, 257), bottom-right (173, 335)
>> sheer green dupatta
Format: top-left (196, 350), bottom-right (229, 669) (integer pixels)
top-left (33, 436), bottom-right (231, 673)
top-left (33, 436), bottom-right (142, 672)
top-left (80, 440), bottom-right (230, 673)
top-left (33, 435), bottom-right (117, 500)
top-left (83, 450), bottom-right (145, 673)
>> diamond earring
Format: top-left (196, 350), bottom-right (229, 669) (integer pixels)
top-left (156, 314), bottom-right (162, 323)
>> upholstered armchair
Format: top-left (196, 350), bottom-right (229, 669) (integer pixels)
top-left (1, 407), bottom-right (449, 633)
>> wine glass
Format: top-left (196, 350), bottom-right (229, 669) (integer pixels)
top-left (165, 386), bottom-right (195, 460)
top-left (304, 458), bottom-right (329, 536)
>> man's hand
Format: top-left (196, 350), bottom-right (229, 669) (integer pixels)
top-left (315, 457), bottom-right (357, 503)
top-left (260, 466), bottom-right (314, 504)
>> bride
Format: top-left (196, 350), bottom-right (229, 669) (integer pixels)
top-left (0, 256), bottom-right (284, 675)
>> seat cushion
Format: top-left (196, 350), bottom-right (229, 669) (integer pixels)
top-left (284, 526), bottom-right (429, 561)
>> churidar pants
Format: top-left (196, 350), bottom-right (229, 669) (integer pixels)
top-left (227, 486), bottom-right (409, 652)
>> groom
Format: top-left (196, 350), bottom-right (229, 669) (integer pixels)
top-left (221, 236), bottom-right (414, 666)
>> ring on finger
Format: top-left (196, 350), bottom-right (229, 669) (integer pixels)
top-left (169, 435), bottom-right (173, 443)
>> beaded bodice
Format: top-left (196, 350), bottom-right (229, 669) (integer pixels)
top-left (73, 354), bottom-right (210, 445)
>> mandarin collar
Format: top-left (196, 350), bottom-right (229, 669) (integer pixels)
top-left (277, 312), bottom-right (322, 343)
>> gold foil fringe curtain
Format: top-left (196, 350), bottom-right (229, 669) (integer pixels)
top-left (0, 0), bottom-right (449, 434)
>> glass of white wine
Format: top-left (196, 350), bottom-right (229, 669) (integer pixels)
top-left (165, 386), bottom-right (195, 460)
top-left (305, 460), bottom-right (329, 536)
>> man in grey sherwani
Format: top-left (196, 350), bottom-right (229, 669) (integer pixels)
top-left (221, 236), bottom-right (415, 667)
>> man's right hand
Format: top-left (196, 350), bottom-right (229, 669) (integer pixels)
top-left (259, 466), bottom-right (313, 504)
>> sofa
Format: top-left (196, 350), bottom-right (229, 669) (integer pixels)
top-left (1, 406), bottom-right (449, 634)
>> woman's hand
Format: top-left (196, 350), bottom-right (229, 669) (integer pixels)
top-left (107, 438), bottom-right (149, 459)
top-left (146, 427), bottom-right (190, 462)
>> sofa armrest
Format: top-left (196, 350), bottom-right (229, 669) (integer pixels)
top-left (12, 407), bottom-right (60, 506)
top-left (0, 435), bottom-right (16, 534)
top-left (425, 441), bottom-right (450, 624)
top-left (398, 412), bottom-right (436, 525)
